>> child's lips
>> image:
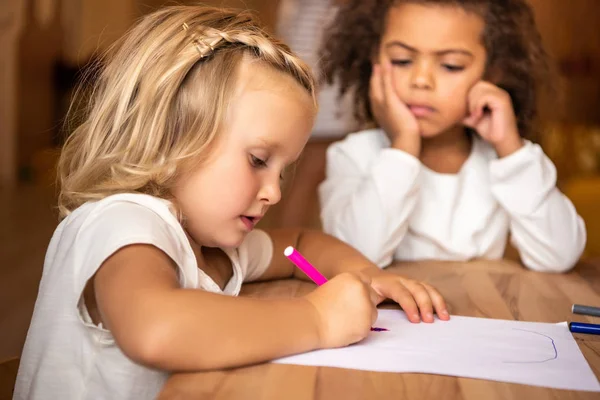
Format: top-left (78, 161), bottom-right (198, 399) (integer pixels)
top-left (240, 215), bottom-right (262, 230)
top-left (408, 104), bottom-right (435, 117)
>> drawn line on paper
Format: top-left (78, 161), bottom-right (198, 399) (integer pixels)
top-left (502, 329), bottom-right (558, 364)
top-left (371, 327), bottom-right (389, 332)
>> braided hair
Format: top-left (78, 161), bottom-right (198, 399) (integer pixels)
top-left (58, 6), bottom-right (316, 217)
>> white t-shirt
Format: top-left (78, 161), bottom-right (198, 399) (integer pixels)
top-left (14, 193), bottom-right (273, 400)
top-left (319, 129), bottom-right (586, 272)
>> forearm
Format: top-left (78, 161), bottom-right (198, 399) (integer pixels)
top-left (123, 290), bottom-right (320, 372)
top-left (259, 228), bottom-right (381, 282)
top-left (508, 192), bottom-right (586, 272)
top-left (490, 141), bottom-right (586, 272)
top-left (295, 230), bottom-right (381, 278)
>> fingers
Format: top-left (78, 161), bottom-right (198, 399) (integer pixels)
top-left (462, 113), bottom-right (481, 128)
top-left (354, 271), bottom-right (372, 286)
top-left (371, 305), bottom-right (379, 326)
top-left (373, 275), bottom-right (450, 323)
top-left (381, 61), bottom-right (397, 107)
top-left (464, 81), bottom-right (490, 123)
top-left (355, 272), bottom-right (380, 306)
top-left (369, 64), bottom-right (383, 107)
top-left (423, 283), bottom-right (450, 321)
top-left (372, 61), bottom-right (407, 112)
top-left (369, 64), bottom-right (386, 124)
top-left (368, 286), bottom-right (381, 307)
top-left (384, 283), bottom-right (421, 323)
top-left (402, 280), bottom-right (451, 322)
top-left (402, 280), bottom-right (435, 323)
top-left (465, 81), bottom-right (510, 121)
top-left (352, 272), bottom-right (379, 327)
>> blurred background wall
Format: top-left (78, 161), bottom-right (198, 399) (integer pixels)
top-left (0, 0), bottom-right (281, 187)
top-left (5, 0), bottom-right (598, 250)
top-left (1, 0), bottom-right (599, 185)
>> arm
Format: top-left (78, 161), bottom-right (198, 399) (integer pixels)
top-left (319, 143), bottom-right (421, 267)
top-left (94, 244), bottom-right (377, 372)
top-left (256, 228), bottom-right (449, 323)
top-left (320, 63), bottom-right (423, 267)
top-left (258, 228), bottom-right (388, 281)
top-left (490, 141), bottom-right (586, 272)
top-left (462, 82), bottom-right (586, 272)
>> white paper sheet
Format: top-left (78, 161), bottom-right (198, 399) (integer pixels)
top-left (274, 310), bottom-right (600, 392)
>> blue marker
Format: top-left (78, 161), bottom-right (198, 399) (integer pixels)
top-left (569, 322), bottom-right (600, 335)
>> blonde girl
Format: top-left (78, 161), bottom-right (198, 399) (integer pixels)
top-left (15, 6), bottom-right (448, 399)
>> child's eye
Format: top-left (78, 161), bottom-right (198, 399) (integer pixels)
top-left (250, 155), bottom-right (267, 168)
top-left (442, 64), bottom-right (465, 72)
top-left (390, 59), bottom-right (412, 67)
top-left (251, 154), bottom-right (285, 180)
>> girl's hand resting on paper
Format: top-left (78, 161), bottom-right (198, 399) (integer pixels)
top-left (463, 81), bottom-right (524, 158)
top-left (303, 272), bottom-right (379, 348)
top-left (364, 269), bottom-right (450, 324)
top-left (370, 61), bottom-right (421, 157)
top-left (303, 269), bottom-right (449, 350)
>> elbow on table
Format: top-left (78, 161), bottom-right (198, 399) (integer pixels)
top-left (116, 319), bottom-right (216, 372)
top-left (115, 319), bottom-right (177, 370)
top-left (518, 221), bottom-right (587, 273)
top-left (521, 244), bottom-right (585, 273)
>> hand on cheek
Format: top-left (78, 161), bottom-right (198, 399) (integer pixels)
top-left (462, 81), bottom-right (523, 157)
top-left (369, 61), bottom-right (421, 157)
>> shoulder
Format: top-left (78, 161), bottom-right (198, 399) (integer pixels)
top-left (66, 193), bottom-right (188, 264)
top-left (56, 193), bottom-right (198, 288)
top-left (220, 229), bottom-right (273, 283)
top-left (64, 193), bottom-right (177, 237)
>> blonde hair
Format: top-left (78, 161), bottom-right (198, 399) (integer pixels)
top-left (57, 5), bottom-right (316, 218)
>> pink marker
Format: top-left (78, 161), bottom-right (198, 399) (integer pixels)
top-left (284, 246), bottom-right (328, 285)
top-left (284, 246), bottom-right (388, 332)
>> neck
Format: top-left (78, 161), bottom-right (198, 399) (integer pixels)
top-left (185, 230), bottom-right (207, 269)
top-left (420, 125), bottom-right (472, 174)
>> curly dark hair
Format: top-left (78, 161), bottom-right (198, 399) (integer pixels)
top-left (320, 0), bottom-right (551, 137)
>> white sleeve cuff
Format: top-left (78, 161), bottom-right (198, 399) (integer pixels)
top-left (489, 141), bottom-right (557, 215)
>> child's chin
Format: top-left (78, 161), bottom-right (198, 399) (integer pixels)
top-left (416, 120), bottom-right (439, 137)
top-left (217, 233), bottom-right (248, 249)
top-left (418, 121), bottom-right (463, 138)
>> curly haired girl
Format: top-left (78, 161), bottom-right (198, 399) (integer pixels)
top-left (319, 0), bottom-right (586, 271)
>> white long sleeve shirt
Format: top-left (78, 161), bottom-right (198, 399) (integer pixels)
top-left (319, 129), bottom-right (586, 272)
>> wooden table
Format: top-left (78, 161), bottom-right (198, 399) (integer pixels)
top-left (159, 258), bottom-right (600, 399)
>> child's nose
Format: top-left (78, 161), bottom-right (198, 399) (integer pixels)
top-left (259, 177), bottom-right (282, 205)
top-left (410, 62), bottom-right (435, 90)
